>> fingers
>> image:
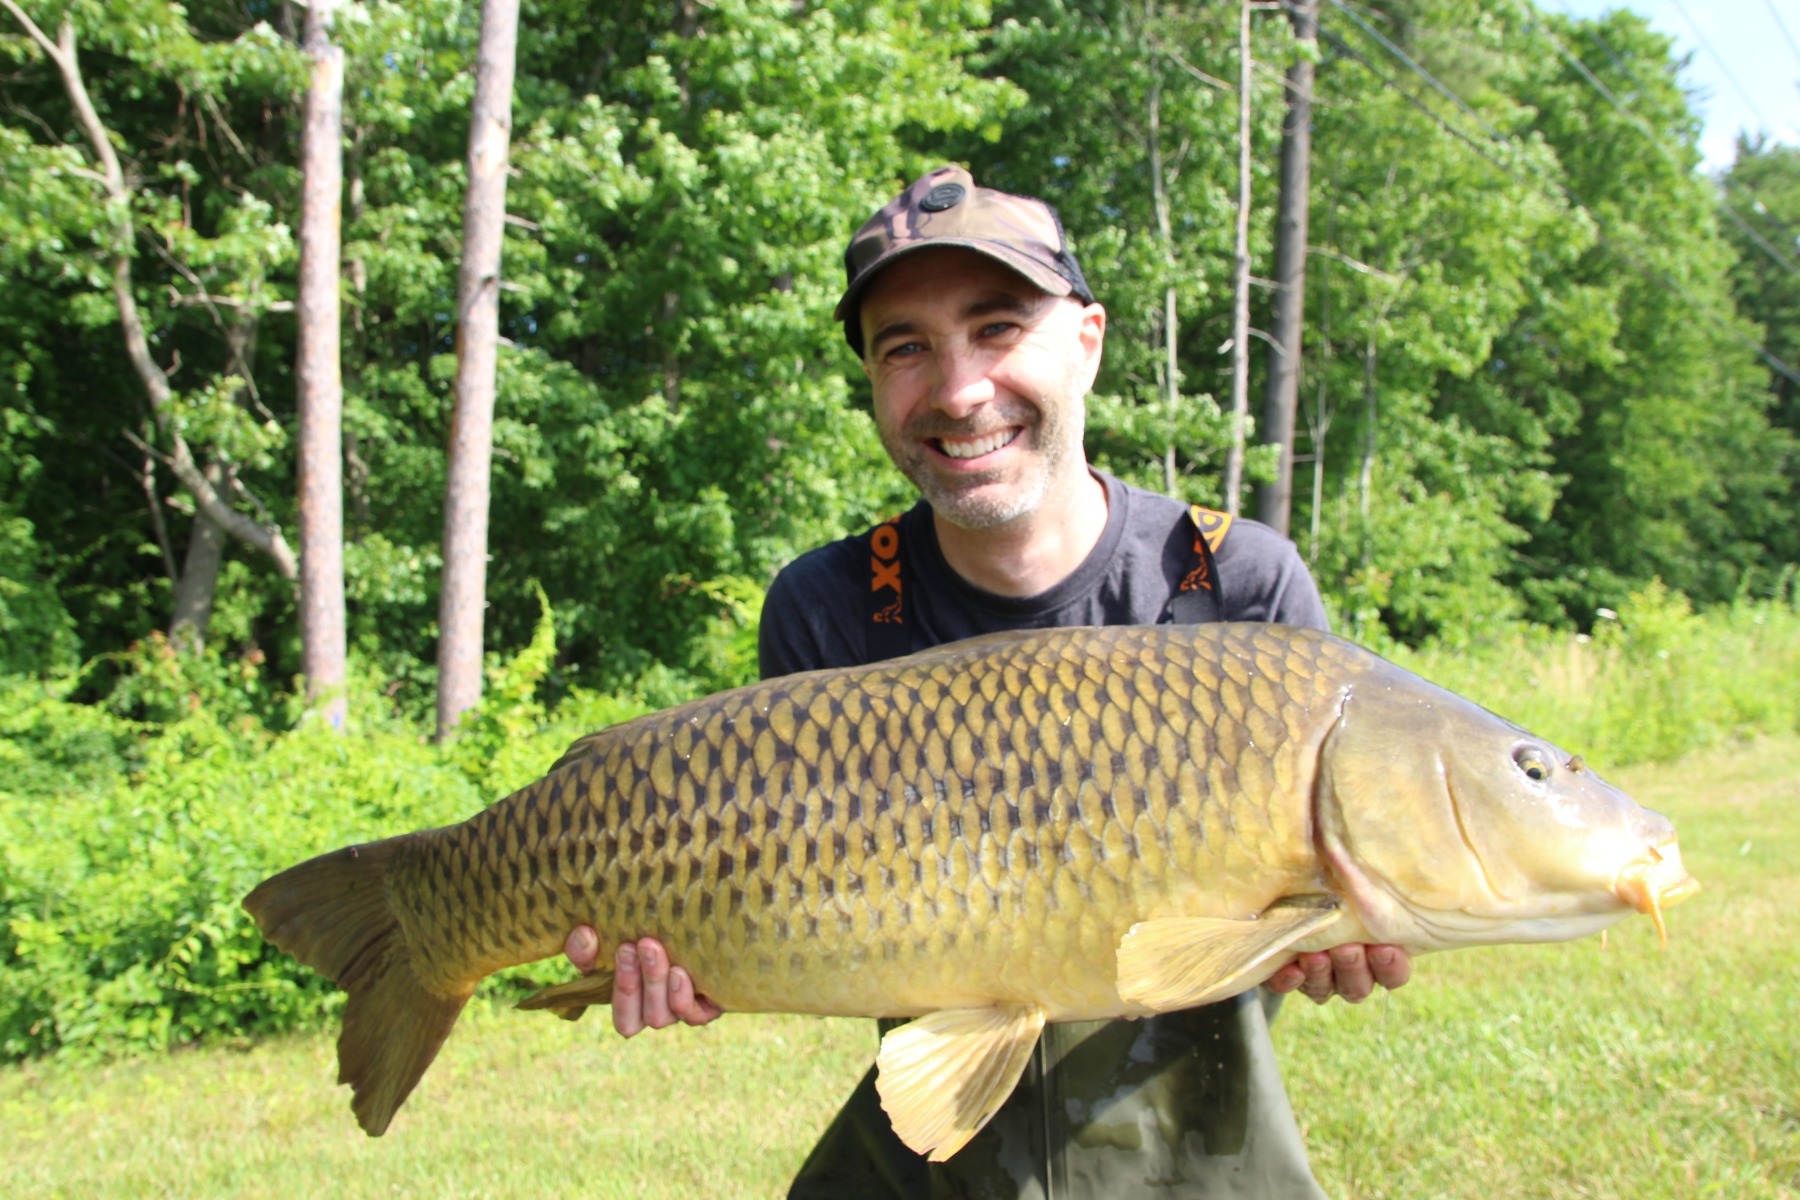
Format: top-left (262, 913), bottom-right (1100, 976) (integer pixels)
top-left (1367, 944), bottom-right (1413, 991)
top-left (638, 937), bottom-right (675, 1030)
top-left (564, 925), bottom-right (600, 974)
top-left (1270, 945), bottom-right (1413, 1006)
top-left (668, 967), bottom-right (725, 1026)
top-left (1297, 950), bottom-right (1336, 1004)
top-left (611, 937), bottom-right (721, 1037)
top-left (1263, 961), bottom-right (1306, 994)
top-left (1326, 944), bottom-right (1374, 1003)
top-left (612, 943), bottom-right (645, 1037)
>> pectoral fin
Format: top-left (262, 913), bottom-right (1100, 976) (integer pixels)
top-left (1117, 896), bottom-right (1344, 1010)
top-left (875, 1004), bottom-right (1047, 1162)
top-left (515, 970), bottom-right (615, 1022)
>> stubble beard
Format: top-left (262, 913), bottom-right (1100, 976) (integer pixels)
top-left (880, 368), bottom-right (1088, 533)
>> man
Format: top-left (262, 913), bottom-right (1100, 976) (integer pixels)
top-left (565, 166), bottom-right (1411, 1197)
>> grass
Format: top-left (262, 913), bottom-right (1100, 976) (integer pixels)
top-left (1285, 733), bottom-right (1800, 1200)
top-left (3, 735), bottom-right (1796, 1199)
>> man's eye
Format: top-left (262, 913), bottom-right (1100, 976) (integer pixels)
top-left (978, 322), bottom-right (1016, 339)
top-left (886, 341), bottom-right (924, 359)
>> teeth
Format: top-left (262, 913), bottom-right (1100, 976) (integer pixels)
top-left (938, 429), bottom-right (1018, 460)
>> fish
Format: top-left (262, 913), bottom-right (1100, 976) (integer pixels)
top-left (242, 622), bottom-right (1699, 1160)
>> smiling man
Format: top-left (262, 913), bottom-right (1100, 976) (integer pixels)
top-left (566, 167), bottom-right (1410, 1198)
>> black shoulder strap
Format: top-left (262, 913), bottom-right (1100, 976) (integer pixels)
top-left (1170, 504), bottom-right (1231, 625)
top-left (866, 514), bottom-right (909, 661)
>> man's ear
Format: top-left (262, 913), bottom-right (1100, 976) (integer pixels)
top-left (1076, 302), bottom-right (1107, 390)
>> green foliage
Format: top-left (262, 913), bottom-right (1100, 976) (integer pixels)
top-left (0, 512), bottom-right (77, 677)
top-left (1389, 574), bottom-right (1800, 768)
top-left (4, 0), bottom-right (1795, 678)
top-left (0, 619), bottom-right (660, 1060)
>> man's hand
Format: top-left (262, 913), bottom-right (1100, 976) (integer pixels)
top-left (1265, 944), bottom-right (1412, 1004)
top-left (563, 927), bottom-right (723, 1037)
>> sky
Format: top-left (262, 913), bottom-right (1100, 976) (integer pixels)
top-left (1552, 0), bottom-right (1800, 171)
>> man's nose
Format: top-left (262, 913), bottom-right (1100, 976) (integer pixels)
top-left (931, 343), bottom-right (995, 417)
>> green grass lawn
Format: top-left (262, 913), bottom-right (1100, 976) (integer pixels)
top-left (3, 736), bottom-right (1795, 1199)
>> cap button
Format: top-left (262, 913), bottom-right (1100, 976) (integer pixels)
top-left (918, 182), bottom-right (966, 213)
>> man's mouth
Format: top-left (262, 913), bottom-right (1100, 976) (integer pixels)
top-left (932, 428), bottom-right (1021, 460)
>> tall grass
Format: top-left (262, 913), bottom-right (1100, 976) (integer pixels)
top-left (1384, 576), bottom-right (1800, 768)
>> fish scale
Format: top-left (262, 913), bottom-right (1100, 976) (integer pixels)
top-left (244, 621), bottom-right (1697, 1152)
top-left (380, 624), bottom-right (1347, 1018)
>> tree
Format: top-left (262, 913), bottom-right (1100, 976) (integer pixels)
top-left (437, 0), bottom-right (520, 738)
top-left (1722, 137), bottom-right (1800, 565)
top-left (297, 0), bottom-right (347, 726)
top-left (0, 1), bottom-right (306, 673)
top-left (1255, 0), bottom-right (1320, 537)
top-left (1, 3), bottom-right (300, 577)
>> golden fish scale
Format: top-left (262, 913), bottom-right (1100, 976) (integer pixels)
top-left (388, 624), bottom-right (1366, 1020)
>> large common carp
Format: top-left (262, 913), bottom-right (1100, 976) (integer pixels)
top-left (244, 623), bottom-right (1698, 1160)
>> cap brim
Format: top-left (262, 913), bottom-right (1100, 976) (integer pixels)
top-left (833, 238), bottom-right (1076, 324)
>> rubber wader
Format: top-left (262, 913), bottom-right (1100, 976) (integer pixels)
top-left (786, 991), bottom-right (1329, 1200)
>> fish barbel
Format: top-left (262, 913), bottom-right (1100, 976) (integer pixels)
top-left (243, 623), bottom-right (1699, 1159)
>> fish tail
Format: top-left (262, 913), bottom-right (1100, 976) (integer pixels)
top-left (243, 834), bottom-right (474, 1136)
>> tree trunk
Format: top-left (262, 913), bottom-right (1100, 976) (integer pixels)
top-left (437, 0), bottom-right (521, 740)
top-left (297, 0), bottom-right (348, 728)
top-left (1147, 41), bottom-right (1181, 497)
top-left (1223, 0), bottom-right (1254, 515)
top-left (171, 462), bottom-right (228, 651)
top-left (1358, 335), bottom-right (1378, 567)
top-left (1255, 0), bottom-right (1319, 538)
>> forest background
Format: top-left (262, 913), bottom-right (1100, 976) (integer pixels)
top-left (2, 0), bottom-right (1799, 1070)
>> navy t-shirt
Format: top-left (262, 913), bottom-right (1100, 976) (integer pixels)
top-left (759, 470), bottom-right (1328, 678)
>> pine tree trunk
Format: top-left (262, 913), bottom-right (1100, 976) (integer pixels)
top-left (297, 0), bottom-right (348, 728)
top-left (1223, 0), bottom-right (1254, 515)
top-left (437, 0), bottom-right (521, 740)
top-left (1146, 42), bottom-right (1180, 497)
top-left (1256, 0), bottom-right (1319, 537)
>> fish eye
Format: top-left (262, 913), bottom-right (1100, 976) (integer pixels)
top-left (1513, 747), bottom-right (1551, 782)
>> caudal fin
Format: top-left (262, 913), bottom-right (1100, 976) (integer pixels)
top-left (243, 835), bottom-right (473, 1136)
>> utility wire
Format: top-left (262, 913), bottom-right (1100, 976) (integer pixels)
top-left (1668, 0), bottom-right (1775, 133)
top-left (1527, 3), bottom-right (1800, 279)
top-left (1322, 0), bottom-right (1800, 389)
top-left (1766, 0), bottom-right (1800, 73)
top-left (1556, 7), bottom-right (1800, 289)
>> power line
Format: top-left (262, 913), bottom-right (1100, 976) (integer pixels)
top-left (1668, 0), bottom-right (1775, 134)
top-left (1321, 0), bottom-right (1800, 389)
top-left (1526, 4), bottom-right (1800, 280)
top-left (1766, 0), bottom-right (1800, 73)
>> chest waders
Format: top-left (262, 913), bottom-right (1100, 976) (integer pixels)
top-left (785, 509), bottom-right (1329, 1200)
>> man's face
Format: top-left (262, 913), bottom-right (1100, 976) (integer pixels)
top-left (858, 248), bottom-right (1106, 531)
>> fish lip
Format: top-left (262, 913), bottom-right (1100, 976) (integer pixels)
top-left (1615, 842), bottom-right (1702, 913)
top-left (1614, 841), bottom-right (1701, 949)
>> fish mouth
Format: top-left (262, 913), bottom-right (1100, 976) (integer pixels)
top-left (1614, 840), bottom-right (1701, 948)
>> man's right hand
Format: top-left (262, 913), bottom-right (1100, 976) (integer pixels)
top-left (563, 927), bottom-right (723, 1037)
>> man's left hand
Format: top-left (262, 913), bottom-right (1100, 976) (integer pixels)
top-left (1264, 944), bottom-right (1411, 1004)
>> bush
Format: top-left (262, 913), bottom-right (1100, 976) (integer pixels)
top-left (1390, 575), bottom-right (1800, 768)
top-left (0, 624), bottom-right (665, 1060)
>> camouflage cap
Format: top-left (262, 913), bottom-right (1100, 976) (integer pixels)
top-left (836, 166), bottom-right (1095, 354)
